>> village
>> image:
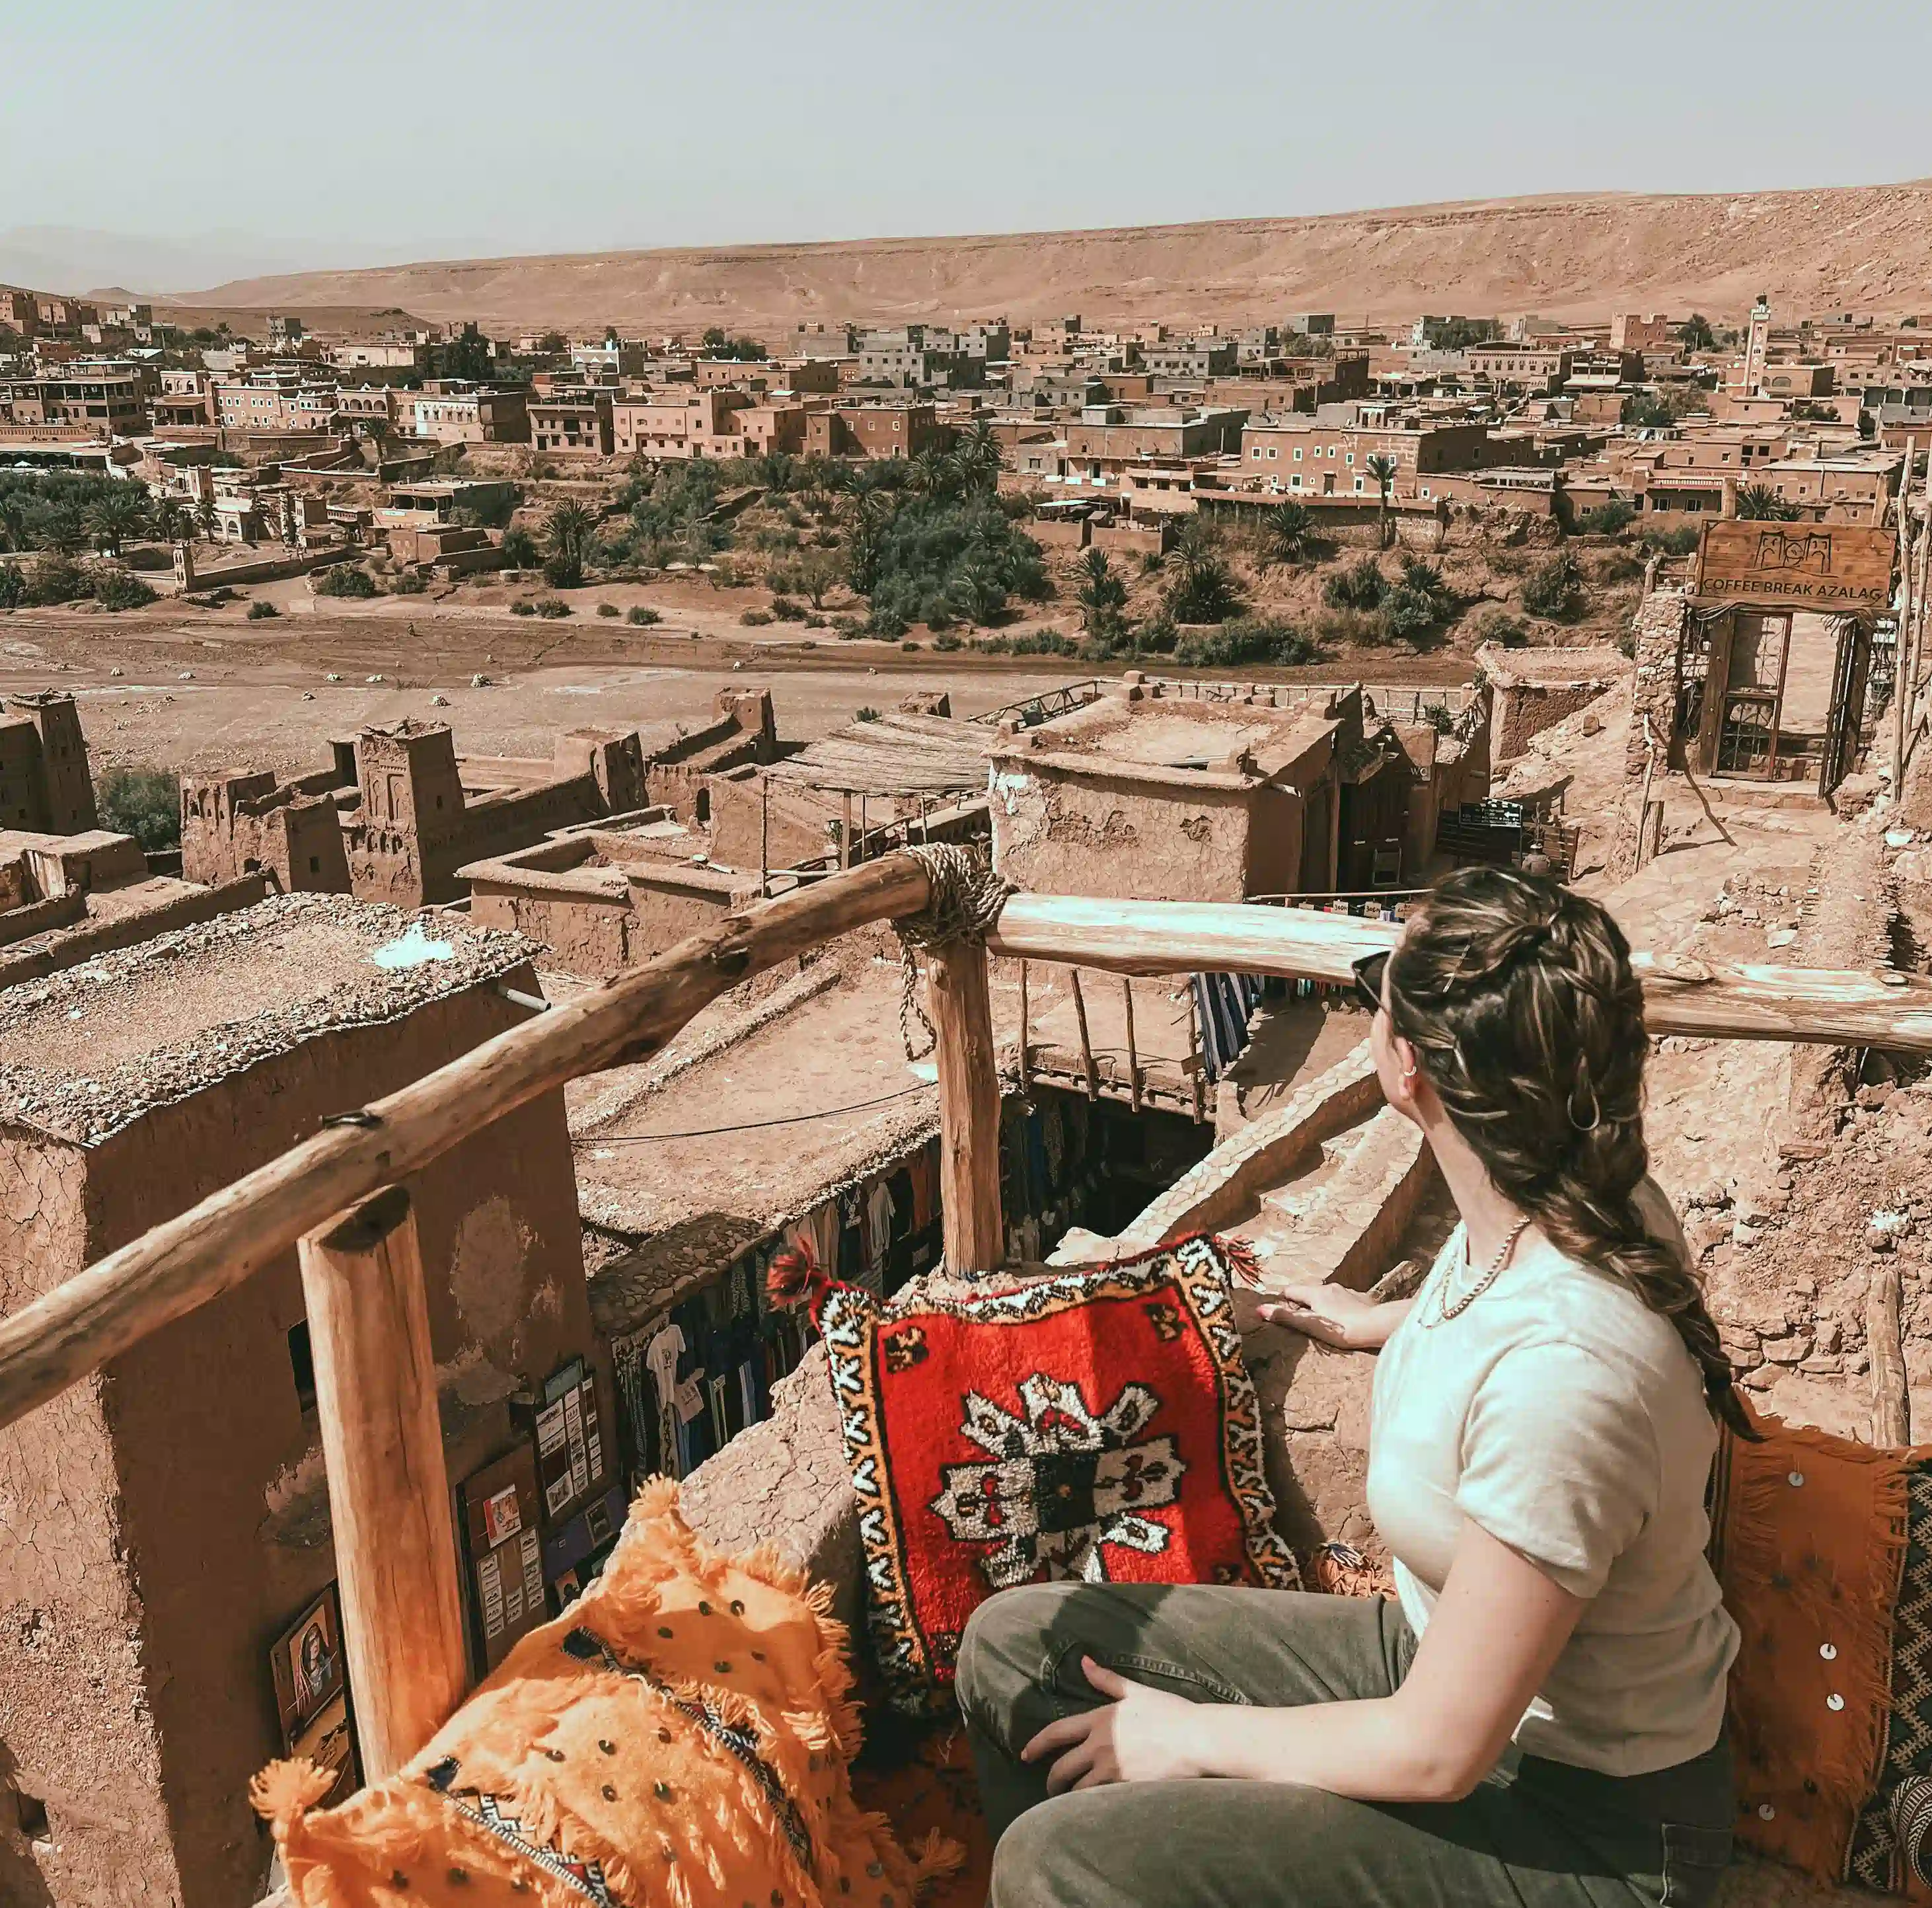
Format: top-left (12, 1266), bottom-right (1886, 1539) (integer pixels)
top-left (5, 100), bottom-right (1932, 1908)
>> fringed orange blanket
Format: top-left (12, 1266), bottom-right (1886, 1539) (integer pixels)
top-left (252, 1482), bottom-right (963, 1908)
top-left (1710, 1411), bottom-right (1919, 1891)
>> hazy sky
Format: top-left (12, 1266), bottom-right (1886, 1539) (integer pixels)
top-left (5, 0), bottom-right (1930, 289)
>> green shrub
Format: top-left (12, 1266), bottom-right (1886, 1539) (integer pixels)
top-left (1640, 525), bottom-right (1701, 557)
top-left (855, 495), bottom-right (1047, 632)
top-left (510, 598), bottom-right (536, 616)
top-left (626, 605), bottom-right (661, 626)
top-left (391, 569), bottom-right (427, 595)
top-left (27, 553), bottom-right (87, 605)
top-left (739, 607), bottom-right (774, 627)
top-left (901, 640), bottom-right (921, 652)
top-left (533, 596), bottom-right (572, 619)
top-left (1162, 550), bottom-right (1245, 624)
top-left (96, 767), bottom-right (180, 853)
top-left (1521, 551), bottom-right (1585, 620)
top-left (87, 566), bottom-right (157, 612)
top-left (803, 611), bottom-right (826, 629)
top-left (1323, 556), bottom-right (1386, 611)
top-left (932, 630), bottom-right (963, 651)
top-left (1173, 615), bottom-right (1321, 668)
top-left (315, 564), bottom-right (379, 599)
top-left (246, 599), bottom-right (281, 620)
top-left (855, 706), bottom-right (881, 722)
top-left (768, 595), bottom-right (807, 621)
top-left (597, 601), bottom-right (620, 617)
top-left (1577, 499), bottom-right (1636, 537)
top-left (1006, 630), bottom-right (1080, 656)
top-left (0, 560), bottom-right (22, 609)
top-left (502, 527), bottom-right (539, 566)
top-left (1472, 608), bottom-right (1531, 649)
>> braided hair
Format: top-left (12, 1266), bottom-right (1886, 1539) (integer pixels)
top-left (1387, 864), bottom-right (1754, 1439)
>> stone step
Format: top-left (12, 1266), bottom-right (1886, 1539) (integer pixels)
top-left (1238, 1103), bottom-right (1432, 1294)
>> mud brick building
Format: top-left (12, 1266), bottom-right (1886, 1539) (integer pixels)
top-left (184, 719), bottom-right (653, 907)
top-left (0, 897), bottom-right (601, 1908)
top-left (0, 693), bottom-right (96, 834)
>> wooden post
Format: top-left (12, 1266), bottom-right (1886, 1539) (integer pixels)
top-left (298, 1188), bottom-right (466, 1779)
top-left (1869, 1253), bottom-right (1911, 1447)
top-left (1894, 439), bottom-right (1917, 796)
top-left (840, 790), bottom-right (853, 869)
top-left (928, 941), bottom-right (1005, 1275)
top-left (859, 791), bottom-right (868, 864)
top-left (1017, 959), bottom-right (1031, 1094)
top-left (1186, 983), bottom-right (1205, 1125)
top-left (759, 779), bottom-right (769, 899)
top-left (1068, 967), bottom-right (1098, 1101)
top-left (1121, 975), bottom-right (1142, 1112)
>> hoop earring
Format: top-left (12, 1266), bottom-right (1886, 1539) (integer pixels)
top-left (1401, 1063), bottom-right (1419, 1081)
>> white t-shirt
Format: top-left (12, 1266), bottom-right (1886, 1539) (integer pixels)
top-left (1366, 1184), bottom-right (1740, 1776)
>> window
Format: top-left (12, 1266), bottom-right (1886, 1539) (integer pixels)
top-left (1291, 474), bottom-right (1302, 488)
top-left (1267, 447), bottom-right (1277, 459)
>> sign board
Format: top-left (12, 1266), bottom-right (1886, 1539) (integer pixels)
top-left (458, 1443), bottom-right (548, 1674)
top-left (1692, 520), bottom-right (1897, 611)
top-left (269, 1583), bottom-right (359, 1806)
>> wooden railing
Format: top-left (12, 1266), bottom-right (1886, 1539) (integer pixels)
top-left (4, 854), bottom-right (1932, 1776)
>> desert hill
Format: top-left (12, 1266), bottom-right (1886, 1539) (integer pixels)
top-left (164, 180), bottom-right (1932, 337)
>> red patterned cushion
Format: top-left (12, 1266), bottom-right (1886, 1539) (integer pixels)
top-left (813, 1235), bottom-right (1300, 1712)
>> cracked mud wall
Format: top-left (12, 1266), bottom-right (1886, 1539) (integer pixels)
top-left (0, 1134), bottom-right (180, 1908)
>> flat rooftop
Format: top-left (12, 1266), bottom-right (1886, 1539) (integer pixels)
top-left (0, 894), bottom-right (531, 1145)
top-left (1022, 695), bottom-right (1333, 772)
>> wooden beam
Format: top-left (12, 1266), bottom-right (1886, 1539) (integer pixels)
top-left (986, 894), bottom-right (1932, 1051)
top-left (1186, 984), bottom-right (1205, 1126)
top-left (1068, 968), bottom-right (1098, 1101)
top-left (1122, 976), bottom-right (1142, 1112)
top-left (1869, 1253), bottom-right (1911, 1447)
top-left (0, 855), bottom-right (933, 1435)
top-left (928, 939), bottom-right (1004, 1275)
top-left (299, 1188), bottom-right (466, 1778)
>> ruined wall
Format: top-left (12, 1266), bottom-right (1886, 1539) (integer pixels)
top-left (1493, 681), bottom-right (1614, 764)
top-left (0, 1137), bottom-right (180, 1908)
top-left (1607, 591), bottom-right (1688, 881)
top-left (989, 759), bottom-right (1257, 902)
top-left (1245, 784), bottom-right (1306, 897)
top-left (14, 975), bottom-right (591, 1908)
top-left (706, 774), bottom-right (830, 875)
top-left (468, 882), bottom-right (636, 977)
top-left (182, 775), bottom-right (350, 895)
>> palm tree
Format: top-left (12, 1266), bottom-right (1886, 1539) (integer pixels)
top-left (195, 495), bottom-right (219, 543)
top-left (955, 418), bottom-right (1004, 496)
top-left (1074, 547), bottom-right (1128, 636)
top-left (0, 492), bottom-right (28, 553)
top-left (43, 504), bottom-right (87, 556)
top-left (1735, 483), bottom-right (1800, 522)
top-left (152, 495), bottom-right (186, 545)
top-left (1258, 500), bottom-right (1313, 568)
top-left (948, 558), bottom-right (1006, 627)
top-left (1365, 454), bottom-right (1399, 548)
top-left (543, 499), bottom-right (598, 586)
top-left (86, 485), bottom-right (150, 557)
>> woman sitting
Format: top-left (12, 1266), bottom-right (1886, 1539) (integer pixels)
top-left (955, 865), bottom-right (1744, 1908)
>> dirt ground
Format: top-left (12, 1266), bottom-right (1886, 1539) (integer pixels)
top-left (0, 579), bottom-right (1475, 778)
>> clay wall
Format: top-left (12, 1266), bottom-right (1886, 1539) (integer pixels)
top-left (0, 1137), bottom-right (180, 1908)
top-left (1608, 591), bottom-right (1688, 879)
top-left (13, 975), bottom-right (595, 1908)
top-left (706, 772), bottom-right (831, 874)
top-left (990, 758), bottom-right (1259, 902)
top-left (468, 879), bottom-right (636, 976)
top-left (11, 699), bottom-right (96, 833)
top-left (182, 774), bottom-right (350, 894)
top-left (1493, 681), bottom-right (1614, 764)
top-left (428, 779), bottom-right (605, 901)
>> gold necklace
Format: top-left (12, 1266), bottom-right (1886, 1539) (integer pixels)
top-left (1430, 1217), bottom-right (1531, 1326)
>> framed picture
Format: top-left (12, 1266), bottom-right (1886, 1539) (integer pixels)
top-left (270, 1585), bottom-right (347, 1748)
top-left (289, 1691), bottom-right (357, 1808)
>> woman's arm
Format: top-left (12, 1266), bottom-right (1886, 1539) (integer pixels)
top-left (1257, 1285), bottom-right (1413, 1351)
top-left (1025, 1519), bottom-right (1584, 1803)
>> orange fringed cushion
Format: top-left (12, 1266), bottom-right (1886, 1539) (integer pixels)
top-left (252, 1481), bottom-right (963, 1908)
top-left (1709, 1410), bottom-right (1912, 1886)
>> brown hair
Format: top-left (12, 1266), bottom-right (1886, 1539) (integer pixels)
top-left (1387, 864), bottom-right (1753, 1438)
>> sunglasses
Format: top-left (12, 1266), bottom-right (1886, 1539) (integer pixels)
top-left (1351, 950), bottom-right (1390, 1015)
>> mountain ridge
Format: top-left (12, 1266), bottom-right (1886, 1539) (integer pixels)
top-left (153, 178), bottom-right (1932, 334)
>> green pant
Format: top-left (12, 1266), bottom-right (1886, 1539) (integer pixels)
top-left (955, 1582), bottom-right (1734, 1908)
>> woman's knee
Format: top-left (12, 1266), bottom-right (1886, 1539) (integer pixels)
top-left (957, 1584), bottom-right (1082, 1729)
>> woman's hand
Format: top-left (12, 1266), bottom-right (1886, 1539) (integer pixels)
top-left (1021, 1658), bottom-right (1213, 1793)
top-left (1257, 1285), bottom-right (1409, 1351)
